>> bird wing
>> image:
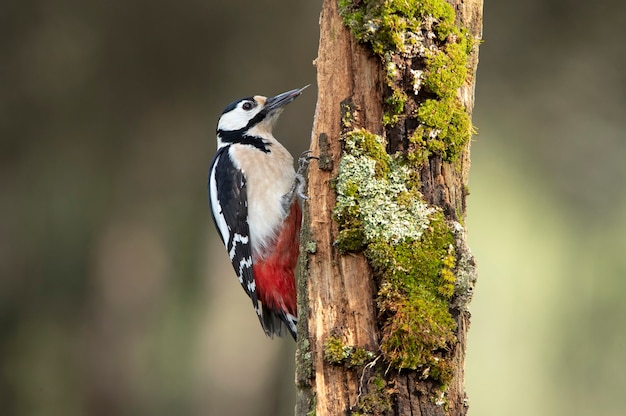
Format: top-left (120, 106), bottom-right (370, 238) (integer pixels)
top-left (208, 147), bottom-right (261, 321)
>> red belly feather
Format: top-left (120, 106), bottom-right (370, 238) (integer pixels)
top-left (252, 201), bottom-right (301, 316)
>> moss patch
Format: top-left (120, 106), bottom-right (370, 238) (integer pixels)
top-left (339, 0), bottom-right (474, 162)
top-left (351, 375), bottom-right (393, 416)
top-left (334, 129), bottom-right (457, 385)
top-left (323, 335), bottom-right (376, 368)
top-left (369, 213), bottom-right (456, 380)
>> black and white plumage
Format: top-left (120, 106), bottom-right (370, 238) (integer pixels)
top-left (209, 149), bottom-right (256, 302)
top-left (208, 87), bottom-right (309, 339)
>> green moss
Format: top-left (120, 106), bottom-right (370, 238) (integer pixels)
top-left (423, 40), bottom-right (470, 98)
top-left (341, 100), bottom-right (356, 129)
top-left (337, 227), bottom-right (367, 252)
top-left (339, 0), bottom-right (457, 54)
top-left (383, 87), bottom-right (408, 126)
top-left (411, 97), bottom-right (471, 161)
top-left (306, 397), bottom-right (316, 416)
top-left (323, 335), bottom-right (375, 368)
top-left (348, 346), bottom-right (375, 367)
top-left (368, 211), bottom-right (457, 380)
top-left (334, 128), bottom-right (458, 385)
top-left (351, 374), bottom-right (393, 416)
top-left (323, 336), bottom-right (353, 364)
top-left (339, 0), bottom-right (475, 163)
top-left (335, 201), bottom-right (366, 252)
top-left (334, 0), bottom-right (474, 391)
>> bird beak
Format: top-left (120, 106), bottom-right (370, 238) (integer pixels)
top-left (265, 85), bottom-right (309, 114)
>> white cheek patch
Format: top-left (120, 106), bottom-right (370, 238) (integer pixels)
top-left (218, 103), bottom-right (263, 131)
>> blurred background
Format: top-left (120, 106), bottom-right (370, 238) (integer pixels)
top-left (1, 0), bottom-right (624, 415)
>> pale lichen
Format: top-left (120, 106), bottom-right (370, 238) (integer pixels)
top-left (334, 151), bottom-right (435, 245)
top-left (333, 128), bottom-right (458, 384)
top-left (410, 68), bottom-right (424, 95)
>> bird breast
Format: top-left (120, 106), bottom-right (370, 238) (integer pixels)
top-left (229, 142), bottom-right (296, 256)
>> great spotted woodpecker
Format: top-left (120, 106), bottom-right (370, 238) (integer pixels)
top-left (208, 87), bottom-right (310, 340)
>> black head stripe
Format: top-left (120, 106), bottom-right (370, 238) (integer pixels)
top-left (217, 129), bottom-right (271, 153)
top-left (244, 108), bottom-right (268, 130)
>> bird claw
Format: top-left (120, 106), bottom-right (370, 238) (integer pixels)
top-left (298, 150), bottom-right (318, 171)
top-left (296, 150), bottom-right (318, 201)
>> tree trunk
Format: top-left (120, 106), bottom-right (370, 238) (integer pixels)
top-left (296, 1), bottom-right (482, 415)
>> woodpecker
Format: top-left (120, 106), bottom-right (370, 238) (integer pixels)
top-left (208, 86), bottom-right (310, 340)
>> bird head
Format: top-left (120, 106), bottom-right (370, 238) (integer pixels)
top-left (216, 86), bottom-right (308, 149)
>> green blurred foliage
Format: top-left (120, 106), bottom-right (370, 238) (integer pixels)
top-left (0, 0), bottom-right (624, 415)
top-left (466, 2), bottom-right (626, 415)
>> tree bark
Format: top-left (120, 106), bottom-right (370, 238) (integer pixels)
top-left (296, 1), bottom-right (482, 415)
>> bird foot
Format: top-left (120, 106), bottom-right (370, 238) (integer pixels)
top-left (295, 150), bottom-right (318, 201)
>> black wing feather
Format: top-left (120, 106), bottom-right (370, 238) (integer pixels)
top-left (208, 147), bottom-right (261, 322)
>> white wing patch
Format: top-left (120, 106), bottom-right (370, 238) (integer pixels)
top-left (285, 313), bottom-right (298, 337)
top-left (229, 233), bottom-right (249, 260)
top-left (209, 154), bottom-right (231, 247)
top-left (238, 257), bottom-right (253, 285)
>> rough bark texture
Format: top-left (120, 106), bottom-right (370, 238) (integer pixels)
top-left (295, 2), bottom-right (382, 413)
top-left (296, 1), bottom-right (482, 415)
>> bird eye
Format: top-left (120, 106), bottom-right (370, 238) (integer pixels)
top-left (242, 101), bottom-right (254, 111)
